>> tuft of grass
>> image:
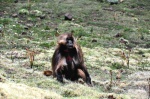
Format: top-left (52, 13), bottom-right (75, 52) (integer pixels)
top-left (18, 9), bottom-right (29, 15)
top-left (39, 42), bottom-right (55, 48)
top-left (62, 90), bottom-right (79, 97)
top-left (110, 62), bottom-right (123, 69)
top-left (26, 48), bottom-right (36, 68)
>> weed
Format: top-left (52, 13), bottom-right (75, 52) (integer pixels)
top-left (62, 90), bottom-right (78, 97)
top-left (110, 70), bottom-right (113, 88)
top-left (26, 48), bottom-right (35, 68)
top-left (110, 62), bottom-right (123, 69)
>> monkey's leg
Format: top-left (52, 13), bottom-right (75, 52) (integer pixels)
top-left (77, 69), bottom-right (86, 81)
top-left (80, 66), bottom-right (92, 85)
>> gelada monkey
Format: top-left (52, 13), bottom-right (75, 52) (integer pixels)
top-left (45, 33), bottom-right (91, 85)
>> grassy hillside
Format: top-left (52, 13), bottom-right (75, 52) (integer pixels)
top-left (0, 0), bottom-right (150, 99)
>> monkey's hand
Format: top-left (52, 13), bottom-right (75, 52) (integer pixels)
top-left (56, 74), bottom-right (63, 83)
top-left (86, 76), bottom-right (92, 87)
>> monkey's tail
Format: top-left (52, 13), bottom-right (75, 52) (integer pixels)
top-left (43, 70), bottom-right (53, 76)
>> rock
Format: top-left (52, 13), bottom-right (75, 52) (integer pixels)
top-left (26, 23), bottom-right (33, 28)
top-left (39, 14), bottom-right (46, 19)
top-left (30, 10), bottom-right (42, 17)
top-left (103, 7), bottom-right (113, 11)
top-left (107, 0), bottom-right (119, 5)
top-left (64, 13), bottom-right (73, 21)
top-left (24, 26), bottom-right (29, 30)
top-left (12, 13), bottom-right (18, 18)
top-left (114, 33), bottom-right (122, 38)
top-left (108, 94), bottom-right (116, 99)
top-left (14, 0), bottom-right (18, 3)
top-left (92, 39), bottom-right (97, 42)
top-left (21, 32), bottom-right (27, 35)
top-left (97, 0), bottom-right (104, 3)
top-left (119, 38), bottom-right (129, 45)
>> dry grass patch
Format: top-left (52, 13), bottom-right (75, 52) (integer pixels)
top-left (0, 82), bottom-right (62, 99)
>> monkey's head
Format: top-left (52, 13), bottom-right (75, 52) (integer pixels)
top-left (58, 33), bottom-right (75, 49)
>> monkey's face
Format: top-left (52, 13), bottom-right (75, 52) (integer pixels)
top-left (57, 33), bottom-right (75, 49)
top-left (66, 37), bottom-right (74, 49)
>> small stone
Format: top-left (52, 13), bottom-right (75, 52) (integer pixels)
top-left (12, 13), bottom-right (18, 18)
top-left (22, 32), bottom-right (27, 35)
top-left (92, 39), bottom-right (97, 42)
top-left (64, 13), bottom-right (73, 21)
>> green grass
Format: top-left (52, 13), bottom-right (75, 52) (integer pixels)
top-left (1, 0), bottom-right (149, 48)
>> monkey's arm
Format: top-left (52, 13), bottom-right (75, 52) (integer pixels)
top-left (55, 57), bottom-right (67, 82)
